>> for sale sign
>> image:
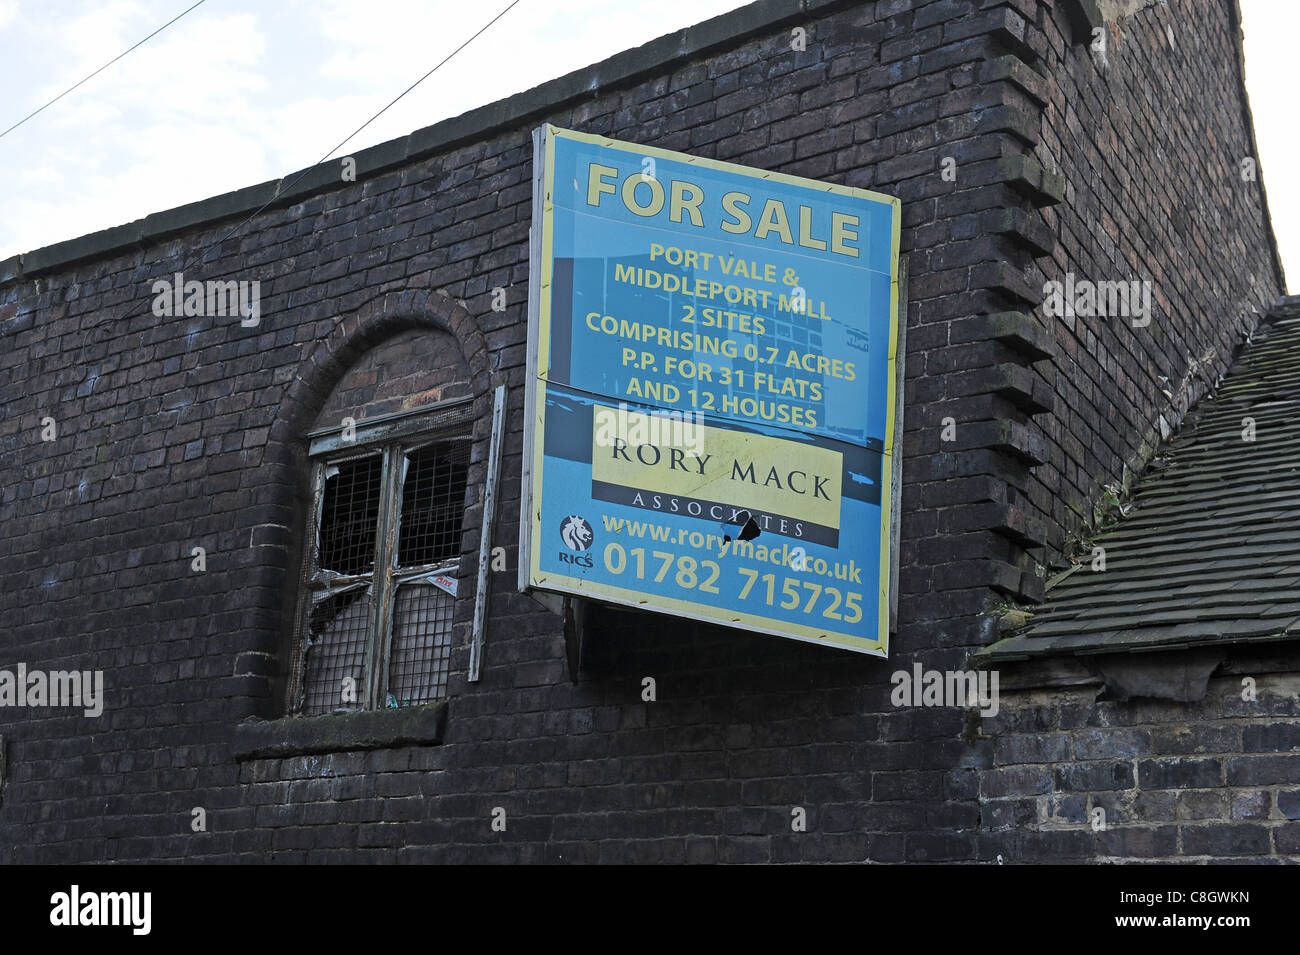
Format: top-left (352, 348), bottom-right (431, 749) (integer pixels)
top-left (520, 124), bottom-right (902, 656)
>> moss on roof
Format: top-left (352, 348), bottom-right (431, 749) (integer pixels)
top-left (979, 297), bottom-right (1300, 662)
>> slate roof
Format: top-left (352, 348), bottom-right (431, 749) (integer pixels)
top-left (979, 297), bottom-right (1300, 662)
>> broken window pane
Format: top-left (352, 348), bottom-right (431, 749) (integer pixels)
top-left (397, 440), bottom-right (469, 567)
top-left (386, 582), bottom-right (455, 706)
top-left (318, 454), bottom-right (383, 575)
top-left (301, 588), bottom-right (372, 715)
top-left (292, 411), bottom-right (473, 717)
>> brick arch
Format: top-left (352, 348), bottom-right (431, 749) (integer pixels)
top-left (275, 289), bottom-right (493, 452)
top-left (256, 290), bottom-right (497, 715)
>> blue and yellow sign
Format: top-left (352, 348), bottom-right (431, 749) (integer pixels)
top-left (521, 125), bottom-right (901, 656)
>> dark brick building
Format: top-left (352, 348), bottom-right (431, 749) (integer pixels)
top-left (1, 0), bottom-right (1296, 863)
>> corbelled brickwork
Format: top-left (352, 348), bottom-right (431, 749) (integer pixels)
top-left (0, 0), bottom-right (1292, 863)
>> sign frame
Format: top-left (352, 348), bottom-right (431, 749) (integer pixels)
top-left (519, 124), bottom-right (903, 657)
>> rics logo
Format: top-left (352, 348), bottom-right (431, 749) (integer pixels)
top-left (559, 515), bottom-right (594, 552)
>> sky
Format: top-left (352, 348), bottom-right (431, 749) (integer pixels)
top-left (0, 0), bottom-right (1293, 291)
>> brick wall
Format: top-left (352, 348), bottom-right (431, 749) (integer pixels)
top-left (979, 669), bottom-right (1300, 861)
top-left (1029, 0), bottom-right (1281, 558)
top-left (0, 0), bottom-right (1291, 863)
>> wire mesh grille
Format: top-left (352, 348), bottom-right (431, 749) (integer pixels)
top-left (386, 582), bottom-right (455, 705)
top-left (318, 454), bottom-right (383, 575)
top-left (398, 440), bottom-right (470, 567)
top-left (300, 588), bottom-right (371, 715)
top-left (295, 427), bottom-right (470, 715)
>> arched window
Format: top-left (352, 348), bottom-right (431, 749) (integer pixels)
top-left (285, 329), bottom-right (476, 716)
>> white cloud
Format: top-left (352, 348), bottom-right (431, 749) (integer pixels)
top-left (1, 0), bottom-right (1293, 290)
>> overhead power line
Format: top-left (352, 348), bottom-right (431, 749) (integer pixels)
top-left (318, 0), bottom-right (525, 168)
top-left (197, 0), bottom-right (525, 260)
top-left (0, 0), bottom-right (208, 142)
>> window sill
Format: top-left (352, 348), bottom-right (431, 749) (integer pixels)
top-left (232, 702), bottom-right (448, 760)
